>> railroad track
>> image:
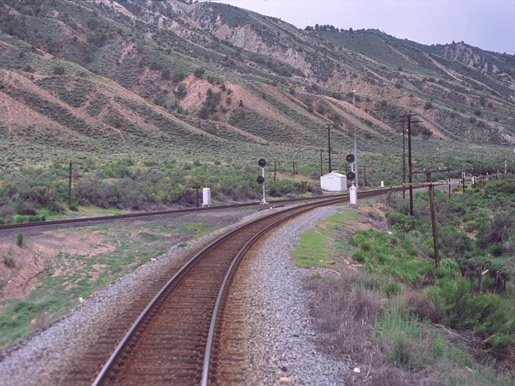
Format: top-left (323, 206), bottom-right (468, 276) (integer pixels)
top-left (0, 184), bottom-right (438, 231)
top-left (85, 189), bottom-right (394, 385)
top-left (0, 194), bottom-right (347, 231)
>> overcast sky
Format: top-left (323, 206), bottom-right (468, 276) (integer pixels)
top-left (210, 0), bottom-right (515, 55)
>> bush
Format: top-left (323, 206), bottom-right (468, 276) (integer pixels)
top-left (53, 66), bottom-right (65, 75)
top-left (386, 211), bottom-right (416, 232)
top-left (384, 282), bottom-right (401, 297)
top-left (16, 233), bottom-right (24, 248)
top-left (3, 254), bottom-right (15, 268)
top-left (427, 275), bottom-right (513, 353)
top-left (477, 210), bottom-right (514, 248)
top-left (193, 68), bottom-right (205, 78)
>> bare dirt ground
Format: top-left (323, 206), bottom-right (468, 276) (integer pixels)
top-left (0, 207), bottom-right (258, 303)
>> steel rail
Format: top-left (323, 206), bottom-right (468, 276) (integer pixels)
top-left (0, 193), bottom-right (350, 231)
top-left (90, 195), bottom-right (349, 386)
top-left (0, 185), bottom-right (435, 232)
top-left (200, 196), bottom-right (354, 385)
top-left (200, 188), bottom-right (410, 385)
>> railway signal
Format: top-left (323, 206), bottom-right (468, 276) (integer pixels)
top-left (346, 154), bottom-right (355, 163)
top-left (347, 171), bottom-right (355, 181)
top-left (258, 158), bottom-right (267, 204)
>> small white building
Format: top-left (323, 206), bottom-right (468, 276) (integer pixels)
top-left (320, 172), bottom-right (348, 192)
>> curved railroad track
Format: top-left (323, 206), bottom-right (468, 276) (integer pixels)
top-left (86, 189), bottom-right (394, 385)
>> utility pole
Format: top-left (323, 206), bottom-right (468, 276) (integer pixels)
top-left (193, 186), bottom-right (200, 208)
top-left (58, 161), bottom-right (83, 207)
top-left (274, 160), bottom-right (277, 188)
top-left (402, 118), bottom-right (406, 199)
top-left (427, 171), bottom-right (440, 269)
top-left (320, 150), bottom-right (323, 176)
top-left (415, 168), bottom-right (448, 269)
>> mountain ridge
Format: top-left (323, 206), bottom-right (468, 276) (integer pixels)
top-left (0, 0), bottom-right (513, 169)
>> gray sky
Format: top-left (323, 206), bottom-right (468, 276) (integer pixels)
top-left (210, 0), bottom-right (515, 55)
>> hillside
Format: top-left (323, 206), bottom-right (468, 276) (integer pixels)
top-left (0, 0), bottom-right (514, 171)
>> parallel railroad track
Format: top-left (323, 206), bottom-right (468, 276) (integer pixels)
top-left (0, 184), bottom-right (440, 231)
top-left (0, 194), bottom-right (348, 231)
top-left (88, 189), bottom-right (397, 385)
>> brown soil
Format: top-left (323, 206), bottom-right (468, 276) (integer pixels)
top-left (0, 231), bottom-right (109, 300)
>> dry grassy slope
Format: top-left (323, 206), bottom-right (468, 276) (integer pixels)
top-left (0, 0), bottom-right (514, 160)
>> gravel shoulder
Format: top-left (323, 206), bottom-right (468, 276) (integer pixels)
top-left (217, 205), bottom-right (349, 385)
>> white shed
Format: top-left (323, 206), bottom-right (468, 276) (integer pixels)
top-left (320, 172), bottom-right (347, 192)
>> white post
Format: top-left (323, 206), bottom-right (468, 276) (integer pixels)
top-left (380, 181), bottom-right (384, 188)
top-left (202, 188), bottom-right (211, 207)
top-left (261, 167), bottom-right (267, 204)
top-left (350, 184), bottom-right (357, 206)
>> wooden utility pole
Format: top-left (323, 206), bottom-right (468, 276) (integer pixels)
top-left (415, 168), bottom-right (448, 268)
top-left (402, 119), bottom-right (406, 199)
top-left (274, 160), bottom-right (277, 188)
top-left (320, 150), bottom-right (323, 176)
top-left (448, 171), bottom-right (451, 198)
top-left (58, 161), bottom-right (83, 207)
top-left (427, 171), bottom-right (440, 268)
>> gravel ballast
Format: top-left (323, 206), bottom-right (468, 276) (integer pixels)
top-left (0, 204), bottom-right (348, 385)
top-left (217, 205), bottom-right (348, 385)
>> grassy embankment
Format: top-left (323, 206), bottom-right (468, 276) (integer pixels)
top-left (292, 180), bottom-right (514, 385)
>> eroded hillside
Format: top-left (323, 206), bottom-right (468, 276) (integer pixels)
top-left (0, 0), bottom-right (514, 167)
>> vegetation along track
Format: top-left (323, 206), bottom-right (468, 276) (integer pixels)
top-left (86, 188), bottom-right (398, 385)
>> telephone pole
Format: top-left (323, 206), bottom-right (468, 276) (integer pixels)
top-left (58, 161), bottom-right (83, 207)
top-left (414, 168), bottom-right (448, 269)
top-left (401, 118), bottom-right (406, 199)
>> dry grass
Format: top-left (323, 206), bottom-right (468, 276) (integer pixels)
top-left (398, 289), bottom-right (442, 323)
top-left (303, 270), bottom-right (443, 385)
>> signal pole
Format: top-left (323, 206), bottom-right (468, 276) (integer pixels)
top-left (327, 125), bottom-right (332, 172)
top-left (352, 90), bottom-right (358, 189)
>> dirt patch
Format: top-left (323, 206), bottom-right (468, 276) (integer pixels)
top-left (0, 230), bottom-right (111, 300)
top-left (0, 245), bottom-right (44, 299)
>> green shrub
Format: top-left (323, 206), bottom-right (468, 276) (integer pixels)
top-left (193, 68), bottom-right (205, 78)
top-left (384, 282), bottom-right (401, 297)
top-left (477, 210), bottom-right (514, 248)
top-left (427, 275), bottom-right (513, 353)
top-left (16, 233), bottom-right (24, 248)
top-left (386, 211), bottom-right (416, 232)
top-left (53, 66), bottom-right (65, 75)
top-left (3, 254), bottom-right (15, 268)
top-left (487, 245), bottom-right (504, 257)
